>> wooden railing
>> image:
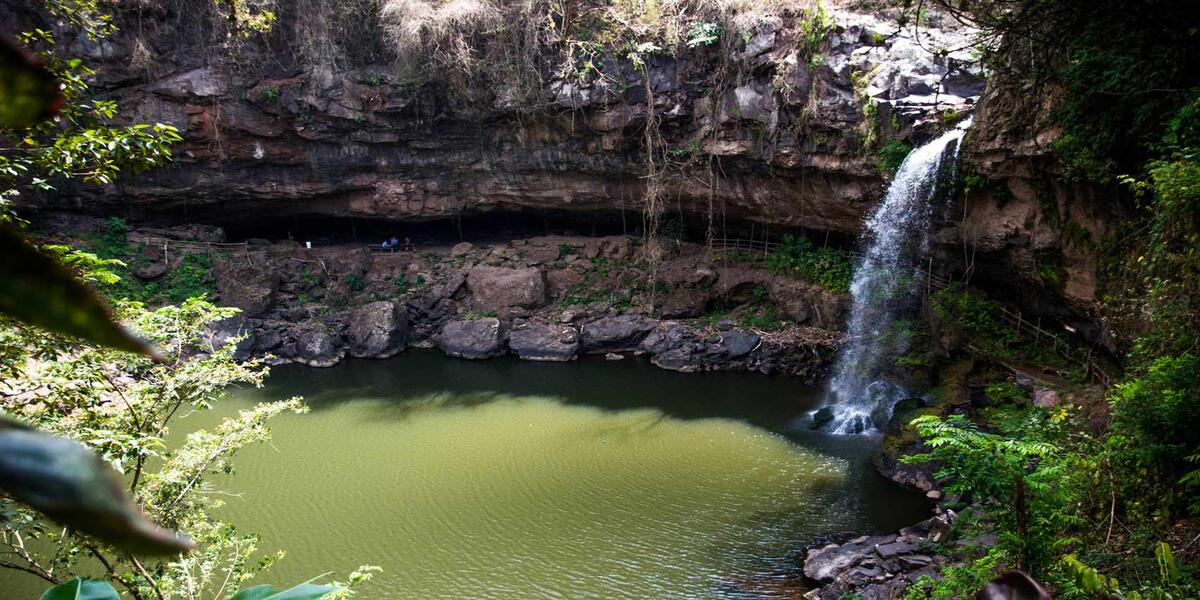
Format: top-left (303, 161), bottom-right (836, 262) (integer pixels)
top-left (133, 236), bottom-right (254, 265)
top-left (910, 261), bottom-right (1115, 387)
top-left (710, 237), bottom-right (1115, 387)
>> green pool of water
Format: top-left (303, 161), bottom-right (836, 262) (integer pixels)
top-left (1, 351), bottom-right (930, 599)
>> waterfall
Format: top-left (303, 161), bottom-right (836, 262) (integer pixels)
top-left (820, 119), bottom-right (972, 434)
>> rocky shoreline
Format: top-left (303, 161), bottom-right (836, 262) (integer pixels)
top-left (38, 215), bottom-right (849, 380)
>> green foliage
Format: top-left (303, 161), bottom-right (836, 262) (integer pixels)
top-left (878, 138), bottom-right (913, 177)
top-left (766, 234), bottom-right (853, 293)
top-left (558, 243), bottom-right (575, 258)
top-left (262, 86), bottom-right (280, 102)
top-left (685, 22), bottom-right (722, 48)
top-left (1034, 248), bottom-right (1064, 286)
top-left (344, 273), bottom-right (365, 292)
top-left (931, 283), bottom-right (1021, 360)
top-left (903, 547), bottom-right (1005, 600)
top-left (0, 225), bottom-right (155, 357)
top-left (797, 2), bottom-right (833, 65)
top-left (1106, 353), bottom-right (1200, 517)
top-left (904, 412), bottom-right (1079, 574)
top-left (985, 382), bottom-right (1027, 405)
top-left (1062, 543), bottom-right (1193, 600)
top-left (40, 578), bottom-right (119, 600)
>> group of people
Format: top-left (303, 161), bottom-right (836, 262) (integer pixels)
top-left (380, 236), bottom-right (416, 252)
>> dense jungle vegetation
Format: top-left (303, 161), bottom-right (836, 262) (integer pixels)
top-left (0, 0), bottom-right (1198, 598)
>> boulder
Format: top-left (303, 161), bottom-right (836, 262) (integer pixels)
top-left (293, 325), bottom-right (344, 367)
top-left (580, 315), bottom-right (656, 352)
top-left (214, 259), bottom-right (278, 317)
top-left (449, 242), bottom-right (475, 257)
top-left (721, 330), bottom-right (760, 357)
top-left (466, 266), bottom-right (547, 311)
top-left (204, 315), bottom-right (256, 361)
top-left (346, 301), bottom-right (409, 358)
top-left (439, 318), bottom-right (506, 359)
top-left (508, 322), bottom-right (580, 361)
top-left (1032, 388), bottom-right (1062, 408)
top-left (803, 535), bottom-right (894, 582)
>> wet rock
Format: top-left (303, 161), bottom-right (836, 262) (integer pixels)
top-left (580, 314), bottom-right (656, 352)
top-left (803, 535), bottom-right (893, 582)
top-left (812, 407), bottom-right (836, 430)
top-left (467, 266), bottom-right (547, 311)
top-left (346, 300), bottom-right (409, 358)
top-left (293, 324), bottom-right (344, 367)
top-left (651, 346), bottom-right (705, 372)
top-left (439, 318), bottom-right (506, 359)
top-left (721, 330), bottom-right (761, 357)
top-left (875, 540), bottom-right (918, 559)
top-left (639, 324), bottom-right (690, 355)
top-left (508, 321), bottom-right (580, 362)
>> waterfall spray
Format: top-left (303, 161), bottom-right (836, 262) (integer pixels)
top-left (820, 119), bottom-right (972, 434)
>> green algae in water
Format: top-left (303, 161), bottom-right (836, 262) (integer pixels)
top-left (0, 353), bottom-right (930, 599)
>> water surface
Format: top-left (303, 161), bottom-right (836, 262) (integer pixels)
top-left (199, 352), bottom-right (928, 599)
top-left (0, 352), bottom-right (929, 598)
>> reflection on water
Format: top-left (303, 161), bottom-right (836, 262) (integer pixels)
top-left (0, 352), bottom-right (930, 599)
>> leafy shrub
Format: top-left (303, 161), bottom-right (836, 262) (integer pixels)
top-left (766, 234), bottom-right (853, 293)
top-left (931, 283), bottom-right (1018, 358)
top-left (344, 273), bottom-right (365, 292)
top-left (904, 412), bottom-right (1079, 575)
top-left (878, 138), bottom-right (913, 176)
top-left (1107, 353), bottom-right (1200, 517)
top-left (686, 22), bottom-right (722, 48)
top-left (985, 382), bottom-right (1027, 404)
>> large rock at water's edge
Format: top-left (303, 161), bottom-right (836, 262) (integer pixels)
top-left (293, 325), bottom-right (344, 367)
top-left (204, 315), bottom-right (256, 361)
top-left (214, 258), bottom-right (278, 317)
top-left (439, 318), bottom-right (506, 359)
top-left (508, 321), bottom-right (580, 361)
top-left (720, 329), bottom-right (760, 358)
top-left (346, 301), bottom-right (409, 358)
top-left (580, 314), bottom-right (656, 353)
top-left (803, 535), bottom-right (894, 582)
top-left (466, 266), bottom-right (547, 311)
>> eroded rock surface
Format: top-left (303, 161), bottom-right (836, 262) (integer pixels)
top-left (508, 321), bottom-right (580, 362)
top-left (439, 318), bottom-right (506, 360)
top-left (346, 301), bottom-right (409, 358)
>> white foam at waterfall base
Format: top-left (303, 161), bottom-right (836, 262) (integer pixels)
top-left (820, 119), bottom-right (972, 435)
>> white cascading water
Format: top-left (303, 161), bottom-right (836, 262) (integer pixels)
top-left (821, 119), bottom-right (972, 434)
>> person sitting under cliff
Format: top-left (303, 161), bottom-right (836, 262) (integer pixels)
top-left (390, 236), bottom-right (399, 249)
top-left (380, 240), bottom-right (391, 251)
top-left (403, 237), bottom-right (415, 252)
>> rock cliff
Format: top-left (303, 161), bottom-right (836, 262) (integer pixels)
top-left (9, 3), bottom-right (980, 236)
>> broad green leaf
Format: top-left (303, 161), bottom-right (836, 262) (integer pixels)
top-left (0, 416), bottom-right (194, 555)
top-left (0, 35), bottom-right (63, 127)
top-left (39, 578), bottom-right (119, 600)
top-left (0, 224), bottom-right (158, 357)
top-left (230, 582), bottom-right (338, 600)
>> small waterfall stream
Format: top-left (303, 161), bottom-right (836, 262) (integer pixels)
top-left (821, 120), bottom-right (972, 434)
